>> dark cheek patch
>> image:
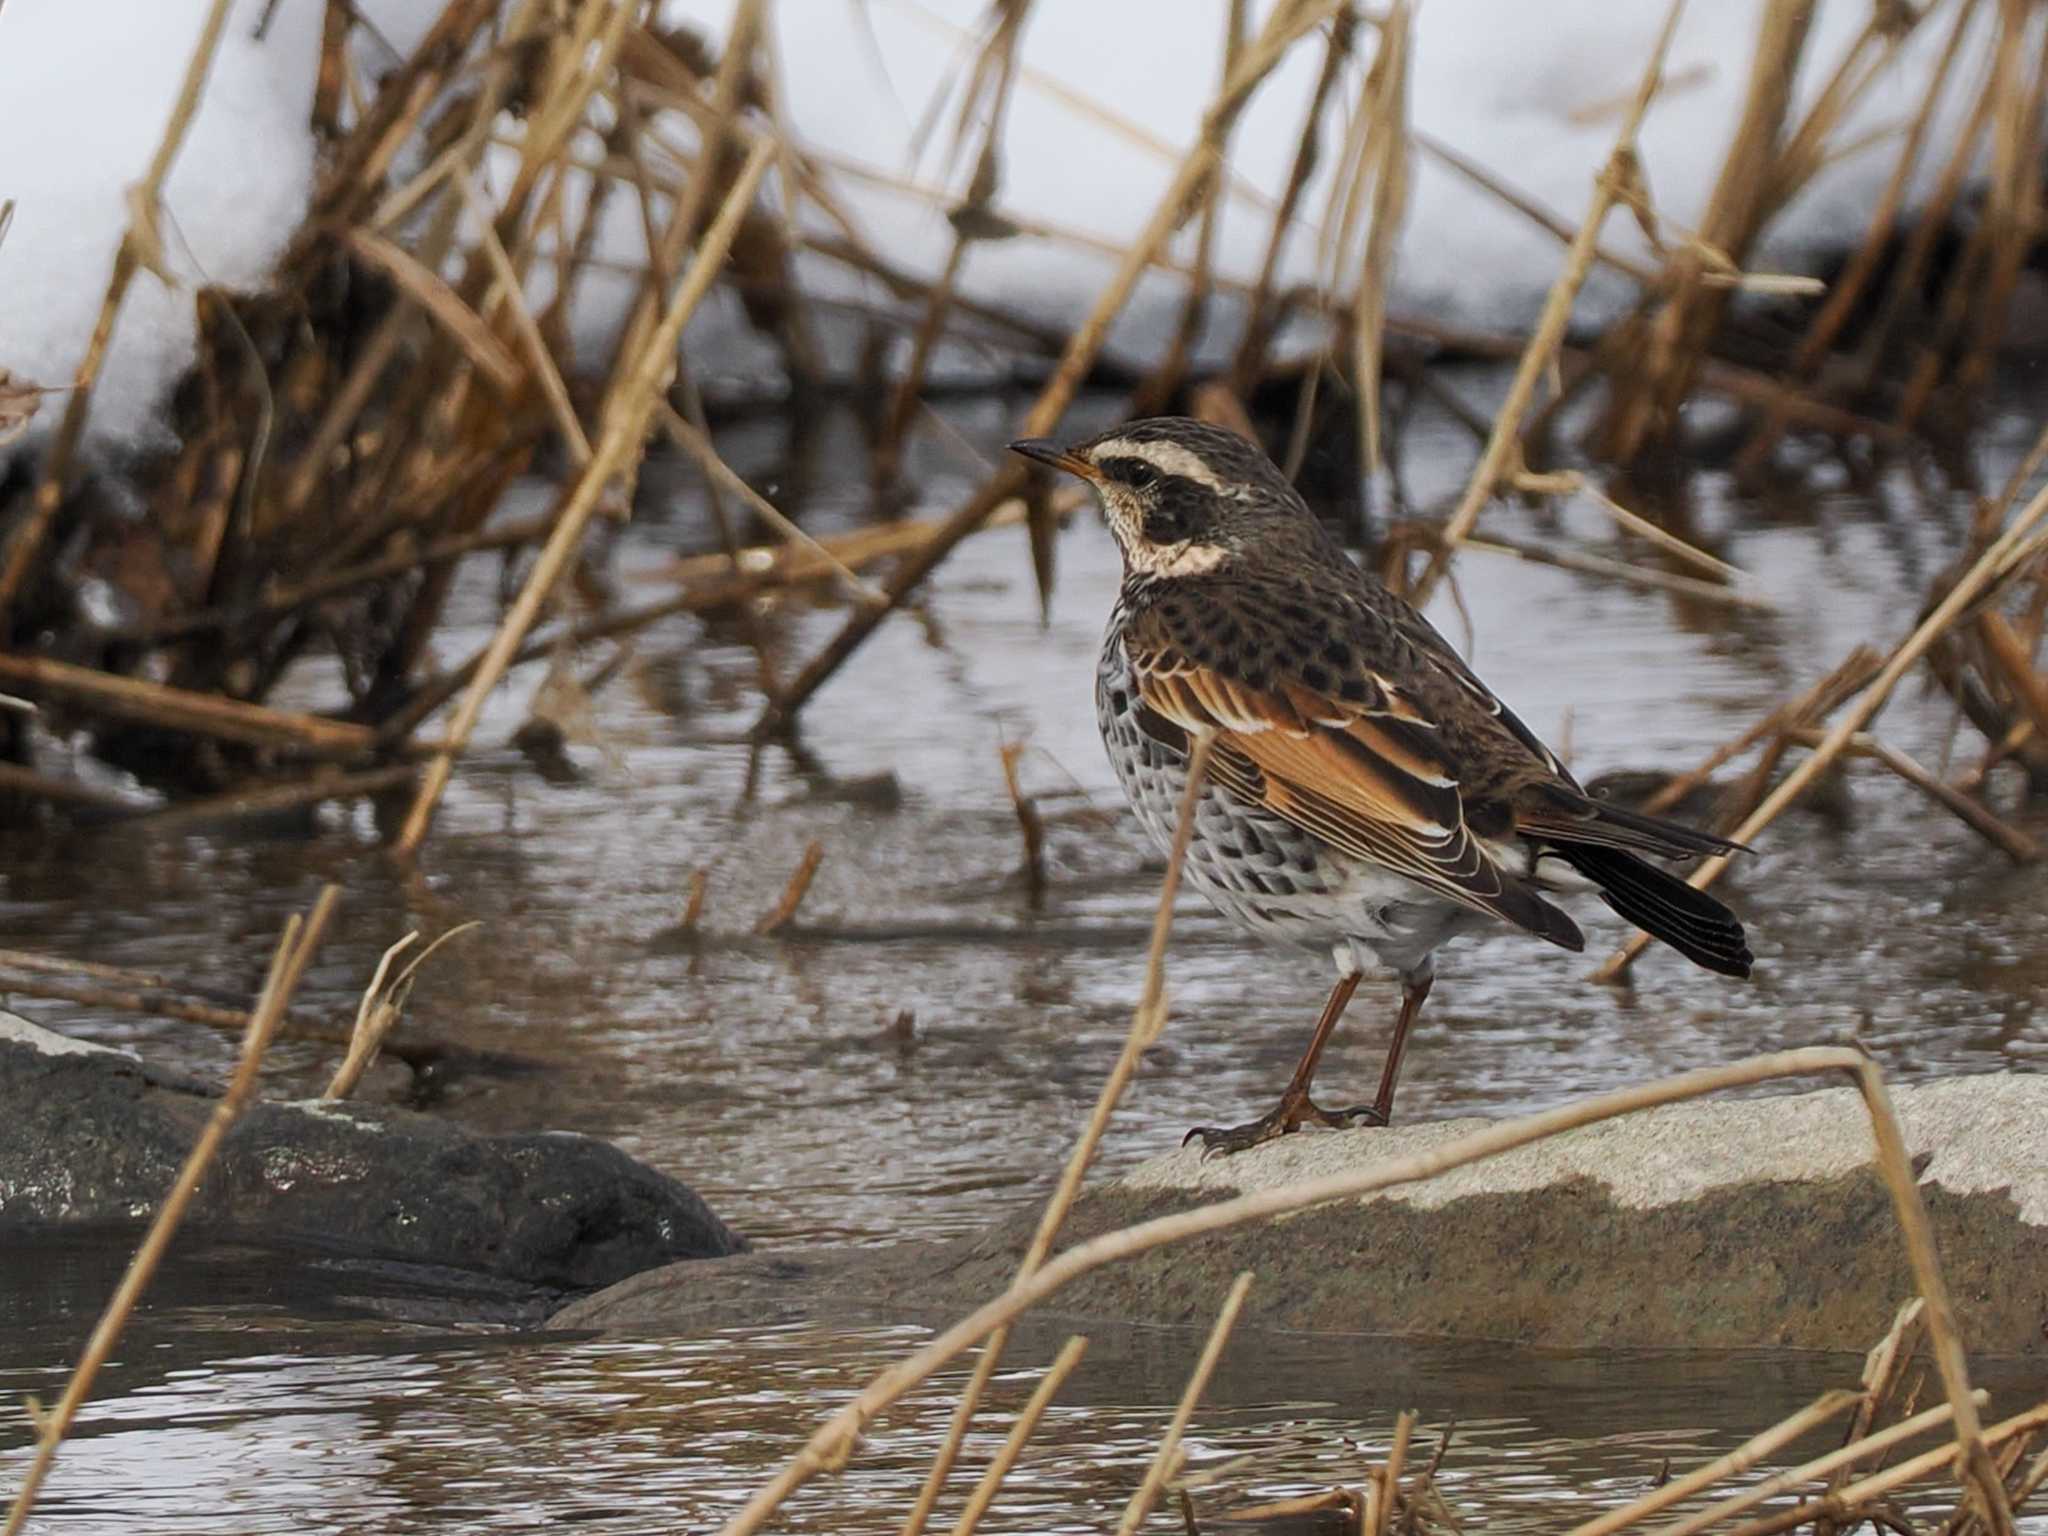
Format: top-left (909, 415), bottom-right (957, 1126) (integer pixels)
top-left (1143, 479), bottom-right (1207, 544)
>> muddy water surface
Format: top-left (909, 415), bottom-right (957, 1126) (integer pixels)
top-left (4, 383), bottom-right (2047, 1530)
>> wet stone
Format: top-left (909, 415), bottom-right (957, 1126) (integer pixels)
top-left (0, 1010), bottom-right (743, 1294)
top-left (557, 1073), bottom-right (2048, 1353)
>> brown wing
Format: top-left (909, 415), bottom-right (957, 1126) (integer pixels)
top-left (1123, 605), bottom-right (1582, 952)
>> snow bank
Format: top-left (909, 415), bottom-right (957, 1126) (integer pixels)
top-left (0, 0), bottom-right (1983, 448)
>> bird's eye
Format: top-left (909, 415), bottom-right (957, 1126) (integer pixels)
top-left (1124, 462), bottom-right (1159, 490)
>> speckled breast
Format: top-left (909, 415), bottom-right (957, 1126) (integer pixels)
top-left (1096, 605), bottom-right (1363, 956)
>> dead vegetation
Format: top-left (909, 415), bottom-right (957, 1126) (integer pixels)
top-left (0, 0), bottom-right (2042, 885)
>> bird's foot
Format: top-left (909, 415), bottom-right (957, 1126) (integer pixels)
top-left (1326, 1101), bottom-right (1390, 1129)
top-left (1183, 1094), bottom-right (1381, 1156)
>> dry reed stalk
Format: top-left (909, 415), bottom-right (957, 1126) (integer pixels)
top-left (999, 741), bottom-right (1048, 906)
top-left (1594, 468), bottom-right (2048, 984)
top-left (390, 136), bottom-right (776, 858)
top-left (0, 654), bottom-right (379, 756)
top-left (1949, 7), bottom-right (2048, 408)
top-left (1894, 1), bottom-right (2047, 430)
top-left (1512, 471), bottom-right (1744, 582)
top-left (886, 0), bottom-right (1286, 223)
top-left (1459, 534), bottom-right (1771, 611)
top-left (1640, 648), bottom-right (1882, 817)
top-left (454, 172), bottom-right (592, 463)
top-left (873, 0), bottom-right (1030, 483)
top-left (1782, 726), bottom-right (2040, 862)
top-left (1650, 1402), bottom-right (1984, 1536)
top-left (0, 762), bottom-right (135, 814)
top-left (1593, 0), bottom-right (1818, 464)
top-left (1719, 1404), bottom-right (2047, 1536)
top-left (311, 0), bottom-right (350, 138)
top-left (615, 0), bottom-right (764, 372)
top-left (1127, 0), bottom-right (1245, 423)
top-left (947, 1336), bottom-right (1090, 1536)
top-left (1366, 1410), bottom-right (1415, 1536)
top-left (340, 225), bottom-right (525, 393)
top-left (117, 513), bottom-right (559, 644)
top-left (117, 764), bottom-right (418, 833)
top-left (0, 973), bottom-right (262, 1038)
top-left (655, 405), bottom-right (884, 605)
top-left (679, 870), bottom-right (711, 931)
top-left (0, 885), bottom-right (340, 1536)
top-left (0, 0), bottom-right (234, 624)
top-left (1736, 0), bottom-right (1982, 471)
top-left (1569, 1391), bottom-right (1865, 1536)
top-left (716, 1044), bottom-right (1994, 1536)
top-left (1115, 1272), bottom-right (1254, 1536)
top-left (756, 0), bottom-right (1340, 735)
top-left (1973, 610), bottom-right (2048, 751)
top-left (754, 841), bottom-right (826, 936)
top-left (893, 733), bottom-right (1216, 1536)
top-left (1349, 2), bottom-right (1413, 481)
top-left (1228, 8), bottom-right (1356, 397)
top-left (1416, 131), bottom-right (1660, 285)
top-left (1407, 0), bottom-right (1683, 608)
top-left (1853, 31), bottom-right (2001, 393)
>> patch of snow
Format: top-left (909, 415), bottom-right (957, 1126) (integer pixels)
top-left (0, 0), bottom-right (1988, 448)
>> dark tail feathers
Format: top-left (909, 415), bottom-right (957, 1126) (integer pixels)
top-left (1551, 843), bottom-right (1753, 978)
top-left (1519, 784), bottom-right (1749, 862)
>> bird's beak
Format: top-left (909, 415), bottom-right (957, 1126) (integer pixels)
top-left (1008, 438), bottom-right (1098, 482)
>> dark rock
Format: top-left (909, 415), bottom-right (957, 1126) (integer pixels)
top-left (0, 1010), bottom-right (743, 1293)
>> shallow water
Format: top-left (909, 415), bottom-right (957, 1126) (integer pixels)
top-left (4, 380), bottom-right (2048, 1529)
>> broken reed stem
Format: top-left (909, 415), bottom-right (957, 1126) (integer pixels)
top-left (326, 930), bottom-right (418, 1099)
top-left (1594, 466), bottom-right (2048, 984)
top-left (717, 1045), bottom-right (1990, 1536)
top-left (0, 0), bottom-right (234, 624)
top-left (894, 734), bottom-right (1215, 1536)
top-left (754, 841), bottom-right (826, 936)
top-left (1409, 0), bottom-right (1685, 607)
top-left (1114, 1271), bottom-right (1254, 1536)
top-left (323, 921), bottom-right (474, 1100)
top-left (392, 136), bottom-right (776, 859)
top-left (947, 1336), bottom-right (1090, 1536)
top-left (0, 884), bottom-right (340, 1536)
top-left (1567, 1390), bottom-right (1864, 1536)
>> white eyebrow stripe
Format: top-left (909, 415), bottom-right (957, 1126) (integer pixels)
top-left (1086, 437), bottom-right (1229, 495)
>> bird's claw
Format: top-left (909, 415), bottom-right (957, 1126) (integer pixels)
top-left (1183, 1095), bottom-right (1388, 1157)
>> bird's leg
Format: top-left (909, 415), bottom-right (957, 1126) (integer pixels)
top-left (1336, 970), bottom-right (1434, 1129)
top-left (1185, 970), bottom-right (1363, 1155)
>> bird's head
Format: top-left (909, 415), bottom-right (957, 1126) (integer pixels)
top-left (1009, 417), bottom-right (1308, 579)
